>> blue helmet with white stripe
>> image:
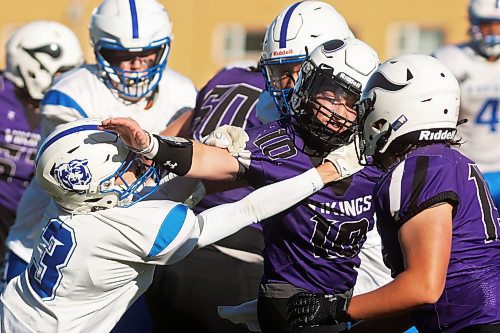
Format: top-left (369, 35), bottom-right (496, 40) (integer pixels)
top-left (89, 0), bottom-right (172, 100)
top-left (260, 1), bottom-right (353, 115)
top-left (36, 118), bottom-right (160, 213)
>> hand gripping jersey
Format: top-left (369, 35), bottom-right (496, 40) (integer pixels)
top-left (374, 144), bottom-right (500, 332)
top-left (189, 65), bottom-right (265, 216)
top-left (239, 117), bottom-right (382, 294)
top-left (6, 64), bottom-right (196, 263)
top-left (0, 74), bottom-right (40, 214)
top-left (434, 43), bottom-right (500, 173)
top-left (1, 200), bottom-right (199, 332)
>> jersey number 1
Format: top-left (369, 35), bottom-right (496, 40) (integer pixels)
top-left (469, 164), bottom-right (500, 243)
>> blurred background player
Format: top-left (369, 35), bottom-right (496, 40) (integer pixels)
top-left (3, 0), bottom-right (196, 332)
top-left (0, 20), bottom-right (83, 267)
top-left (434, 0), bottom-right (500, 209)
top-left (146, 2), bottom-right (362, 332)
top-left (288, 53), bottom-right (500, 333)
top-left (1, 118), bottom-right (339, 332)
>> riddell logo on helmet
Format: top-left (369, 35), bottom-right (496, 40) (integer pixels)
top-left (419, 129), bottom-right (455, 141)
top-left (272, 49), bottom-right (293, 56)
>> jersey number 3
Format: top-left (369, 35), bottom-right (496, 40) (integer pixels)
top-left (28, 219), bottom-right (77, 301)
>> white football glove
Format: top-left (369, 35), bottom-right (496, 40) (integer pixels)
top-left (324, 141), bottom-right (363, 181)
top-left (203, 125), bottom-right (249, 156)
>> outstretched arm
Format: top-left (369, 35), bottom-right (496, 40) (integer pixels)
top-left (196, 162), bottom-right (339, 248)
top-left (100, 117), bottom-right (240, 181)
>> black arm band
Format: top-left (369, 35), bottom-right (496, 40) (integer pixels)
top-left (151, 134), bottom-right (193, 176)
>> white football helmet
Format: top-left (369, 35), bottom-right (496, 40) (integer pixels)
top-left (89, 0), bottom-right (172, 100)
top-left (469, 0), bottom-right (500, 58)
top-left (260, 1), bottom-right (353, 114)
top-left (36, 118), bottom-right (159, 213)
top-left (357, 54), bottom-right (460, 160)
top-left (291, 37), bottom-right (380, 150)
top-left (4, 20), bottom-right (84, 101)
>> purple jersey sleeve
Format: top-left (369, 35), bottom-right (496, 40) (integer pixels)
top-left (240, 118), bottom-right (382, 294)
top-left (375, 144), bottom-right (500, 332)
top-left (189, 66), bottom-right (266, 229)
top-left (0, 75), bottom-right (40, 214)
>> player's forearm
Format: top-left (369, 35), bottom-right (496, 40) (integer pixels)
top-left (347, 270), bottom-right (440, 321)
top-left (196, 168), bottom-right (324, 248)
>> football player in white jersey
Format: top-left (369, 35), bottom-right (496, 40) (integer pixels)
top-left (434, 0), bottom-right (500, 208)
top-left (0, 118), bottom-right (341, 332)
top-left (4, 0), bottom-right (196, 285)
top-left (3, 0), bottom-right (196, 331)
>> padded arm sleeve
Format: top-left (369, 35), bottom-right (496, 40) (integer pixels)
top-left (196, 168), bottom-right (323, 248)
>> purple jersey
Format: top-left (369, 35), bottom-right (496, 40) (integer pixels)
top-left (374, 144), bottom-right (500, 332)
top-left (240, 118), bottom-right (382, 293)
top-left (190, 66), bottom-right (265, 216)
top-left (0, 74), bottom-right (40, 213)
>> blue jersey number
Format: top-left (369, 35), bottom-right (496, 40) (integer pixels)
top-left (475, 98), bottom-right (499, 132)
top-left (28, 219), bottom-right (77, 300)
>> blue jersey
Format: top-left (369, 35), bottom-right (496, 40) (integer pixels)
top-left (374, 144), bottom-right (500, 332)
top-left (0, 74), bottom-right (40, 213)
top-left (240, 117), bottom-right (381, 293)
top-left (190, 66), bottom-right (265, 215)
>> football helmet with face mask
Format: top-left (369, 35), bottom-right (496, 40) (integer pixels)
top-left (260, 1), bottom-right (353, 115)
top-left (5, 20), bottom-right (84, 101)
top-left (357, 54), bottom-right (460, 163)
top-left (36, 118), bottom-right (160, 213)
top-left (469, 0), bottom-right (500, 58)
top-left (89, 0), bottom-right (172, 100)
top-left (291, 37), bottom-right (379, 152)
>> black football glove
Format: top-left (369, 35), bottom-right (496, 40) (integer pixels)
top-left (287, 292), bottom-right (350, 328)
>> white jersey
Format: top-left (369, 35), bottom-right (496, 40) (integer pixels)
top-left (434, 43), bottom-right (500, 172)
top-left (7, 64), bottom-right (197, 262)
top-left (40, 64), bottom-right (197, 139)
top-left (1, 200), bottom-right (199, 332)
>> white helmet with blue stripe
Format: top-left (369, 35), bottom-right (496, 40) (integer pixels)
top-left (469, 0), bottom-right (500, 58)
top-left (36, 118), bottom-right (160, 213)
top-left (260, 1), bottom-right (353, 114)
top-left (89, 0), bottom-right (172, 100)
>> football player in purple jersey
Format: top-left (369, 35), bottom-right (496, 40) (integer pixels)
top-left (0, 21), bottom-right (83, 265)
top-left (101, 36), bottom-right (382, 333)
top-left (147, 2), bottom-right (357, 331)
top-left (287, 54), bottom-right (500, 332)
